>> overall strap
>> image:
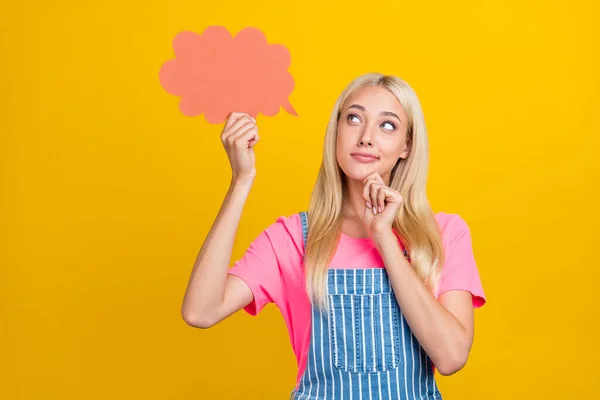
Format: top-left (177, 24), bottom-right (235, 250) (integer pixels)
top-left (299, 211), bottom-right (308, 251)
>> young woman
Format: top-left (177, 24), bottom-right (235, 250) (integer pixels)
top-left (181, 73), bottom-right (486, 399)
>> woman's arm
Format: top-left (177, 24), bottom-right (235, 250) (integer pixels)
top-left (360, 172), bottom-right (475, 375)
top-left (181, 178), bottom-right (255, 328)
top-left (373, 230), bottom-right (474, 376)
top-left (181, 112), bottom-right (259, 329)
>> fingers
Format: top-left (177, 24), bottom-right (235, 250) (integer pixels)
top-left (377, 188), bottom-right (386, 214)
top-left (248, 131), bottom-right (260, 148)
top-left (224, 112), bottom-right (255, 131)
top-left (362, 172), bottom-right (385, 186)
top-left (222, 114), bottom-right (256, 142)
top-left (227, 123), bottom-right (259, 149)
top-left (362, 176), bottom-right (401, 215)
top-left (362, 178), bottom-right (377, 208)
top-left (222, 122), bottom-right (258, 149)
top-left (224, 115), bottom-right (255, 138)
top-left (223, 112), bottom-right (245, 131)
top-left (235, 127), bottom-right (259, 149)
top-left (362, 178), bottom-right (383, 214)
top-left (370, 181), bottom-right (379, 213)
top-left (221, 113), bottom-right (259, 179)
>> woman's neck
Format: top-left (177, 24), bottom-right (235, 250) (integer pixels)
top-left (340, 177), bottom-right (370, 238)
top-left (342, 173), bottom-right (390, 218)
top-left (342, 178), bottom-right (366, 220)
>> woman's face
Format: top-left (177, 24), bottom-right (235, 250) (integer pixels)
top-left (336, 85), bottom-right (410, 184)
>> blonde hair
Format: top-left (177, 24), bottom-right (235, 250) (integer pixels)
top-left (305, 73), bottom-right (445, 311)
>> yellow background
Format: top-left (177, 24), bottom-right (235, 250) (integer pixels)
top-left (2, 0), bottom-right (599, 399)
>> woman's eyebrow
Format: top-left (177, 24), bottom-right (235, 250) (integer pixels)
top-left (380, 111), bottom-right (401, 122)
top-left (347, 104), bottom-right (401, 123)
top-left (348, 104), bottom-right (366, 112)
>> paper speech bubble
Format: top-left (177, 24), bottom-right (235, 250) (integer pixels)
top-left (159, 26), bottom-right (297, 124)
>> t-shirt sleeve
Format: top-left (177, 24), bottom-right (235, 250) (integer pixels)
top-left (227, 215), bottom-right (302, 316)
top-left (436, 215), bottom-right (486, 308)
top-left (227, 228), bottom-right (282, 316)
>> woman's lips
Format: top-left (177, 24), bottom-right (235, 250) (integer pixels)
top-left (351, 153), bottom-right (379, 163)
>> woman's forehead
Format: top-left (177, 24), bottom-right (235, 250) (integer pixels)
top-left (343, 86), bottom-right (406, 119)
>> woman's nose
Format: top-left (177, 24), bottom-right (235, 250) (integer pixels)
top-left (358, 124), bottom-right (374, 147)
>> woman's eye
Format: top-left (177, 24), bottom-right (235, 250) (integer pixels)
top-left (382, 121), bottom-right (395, 131)
top-left (348, 114), bottom-right (361, 123)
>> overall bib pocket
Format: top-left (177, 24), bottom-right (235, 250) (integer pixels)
top-left (329, 292), bottom-right (401, 373)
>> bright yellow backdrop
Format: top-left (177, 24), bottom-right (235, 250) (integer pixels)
top-left (2, 0), bottom-right (599, 399)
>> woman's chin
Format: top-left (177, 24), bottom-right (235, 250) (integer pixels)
top-left (341, 165), bottom-right (378, 182)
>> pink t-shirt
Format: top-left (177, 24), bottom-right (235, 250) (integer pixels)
top-left (227, 212), bottom-right (486, 387)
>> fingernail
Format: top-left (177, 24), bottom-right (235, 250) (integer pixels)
top-left (378, 206), bottom-right (382, 213)
top-left (366, 202), bottom-right (372, 209)
top-left (372, 207), bottom-right (377, 215)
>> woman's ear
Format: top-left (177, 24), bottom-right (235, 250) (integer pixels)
top-left (399, 139), bottom-right (411, 159)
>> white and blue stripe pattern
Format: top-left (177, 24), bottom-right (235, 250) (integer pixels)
top-left (291, 212), bottom-right (441, 400)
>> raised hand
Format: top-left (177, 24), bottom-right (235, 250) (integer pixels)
top-left (220, 112), bottom-right (260, 183)
top-left (361, 172), bottom-right (404, 236)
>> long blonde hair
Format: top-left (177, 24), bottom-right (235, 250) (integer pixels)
top-left (305, 73), bottom-right (445, 311)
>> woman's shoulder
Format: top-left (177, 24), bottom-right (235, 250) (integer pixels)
top-left (268, 212), bottom-right (303, 233)
top-left (261, 212), bottom-right (305, 253)
top-left (433, 211), bottom-right (472, 241)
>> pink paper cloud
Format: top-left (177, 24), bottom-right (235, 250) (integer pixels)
top-left (159, 26), bottom-right (297, 124)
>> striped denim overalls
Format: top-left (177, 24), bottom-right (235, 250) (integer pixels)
top-left (290, 212), bottom-right (442, 400)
